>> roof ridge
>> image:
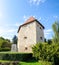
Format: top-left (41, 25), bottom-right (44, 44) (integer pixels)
top-left (24, 16), bottom-right (36, 24)
top-left (18, 16), bottom-right (45, 32)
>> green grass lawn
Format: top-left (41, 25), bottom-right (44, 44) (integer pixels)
top-left (0, 60), bottom-right (41, 65)
top-left (20, 61), bottom-right (53, 65)
top-left (20, 61), bottom-right (41, 65)
top-left (0, 60), bottom-right (53, 65)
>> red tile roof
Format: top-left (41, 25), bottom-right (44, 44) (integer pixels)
top-left (24, 16), bottom-right (36, 24)
top-left (18, 16), bottom-right (45, 32)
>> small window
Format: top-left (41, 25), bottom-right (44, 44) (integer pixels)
top-left (25, 47), bottom-right (28, 50)
top-left (40, 27), bottom-right (42, 30)
top-left (40, 37), bottom-right (43, 40)
top-left (24, 37), bottom-right (27, 39)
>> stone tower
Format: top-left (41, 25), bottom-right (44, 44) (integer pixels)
top-left (17, 16), bottom-right (45, 53)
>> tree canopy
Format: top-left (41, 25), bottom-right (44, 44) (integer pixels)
top-left (52, 21), bottom-right (59, 43)
top-left (0, 37), bottom-right (11, 51)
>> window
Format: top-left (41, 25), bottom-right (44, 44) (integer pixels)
top-left (24, 37), bottom-right (27, 39)
top-left (37, 24), bottom-right (42, 30)
top-left (25, 47), bottom-right (28, 50)
top-left (40, 27), bottom-right (41, 29)
top-left (40, 27), bottom-right (42, 30)
top-left (40, 37), bottom-right (43, 40)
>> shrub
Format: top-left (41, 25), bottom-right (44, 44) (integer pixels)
top-left (54, 52), bottom-right (59, 65)
top-left (32, 43), bottom-right (59, 62)
top-left (0, 48), bottom-right (10, 52)
top-left (0, 37), bottom-right (11, 49)
top-left (0, 48), bottom-right (2, 51)
top-left (47, 39), bottom-right (52, 44)
top-left (0, 52), bottom-right (33, 61)
top-left (2, 48), bottom-right (11, 51)
top-left (40, 61), bottom-right (53, 65)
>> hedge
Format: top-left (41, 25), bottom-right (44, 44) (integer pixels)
top-left (0, 52), bottom-right (33, 61)
top-left (0, 48), bottom-right (11, 52)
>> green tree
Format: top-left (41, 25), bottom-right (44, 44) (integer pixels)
top-left (0, 37), bottom-right (11, 51)
top-left (47, 39), bottom-right (52, 44)
top-left (5, 39), bottom-right (11, 43)
top-left (1, 41), bottom-right (11, 48)
top-left (52, 21), bottom-right (59, 43)
top-left (44, 38), bottom-right (47, 43)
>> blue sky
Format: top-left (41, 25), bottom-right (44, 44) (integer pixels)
top-left (0, 0), bottom-right (59, 40)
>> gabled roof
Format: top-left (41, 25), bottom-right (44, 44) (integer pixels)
top-left (23, 16), bottom-right (35, 25)
top-left (18, 16), bottom-right (45, 32)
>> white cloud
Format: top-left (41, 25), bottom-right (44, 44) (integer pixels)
top-left (0, 27), bottom-right (17, 41)
top-left (23, 15), bottom-right (26, 19)
top-left (44, 29), bottom-right (52, 32)
top-left (44, 29), bottom-right (53, 39)
top-left (32, 15), bottom-right (36, 17)
top-left (0, 21), bottom-right (21, 40)
top-left (0, 28), bottom-right (17, 34)
top-left (53, 15), bottom-right (58, 19)
top-left (38, 17), bottom-right (42, 21)
top-left (0, 12), bottom-right (3, 18)
top-left (7, 29), bottom-right (17, 33)
top-left (23, 15), bottom-right (29, 21)
top-left (29, 0), bottom-right (46, 5)
top-left (14, 22), bottom-right (22, 27)
top-left (0, 22), bottom-right (21, 27)
top-left (0, 29), bottom-right (4, 34)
